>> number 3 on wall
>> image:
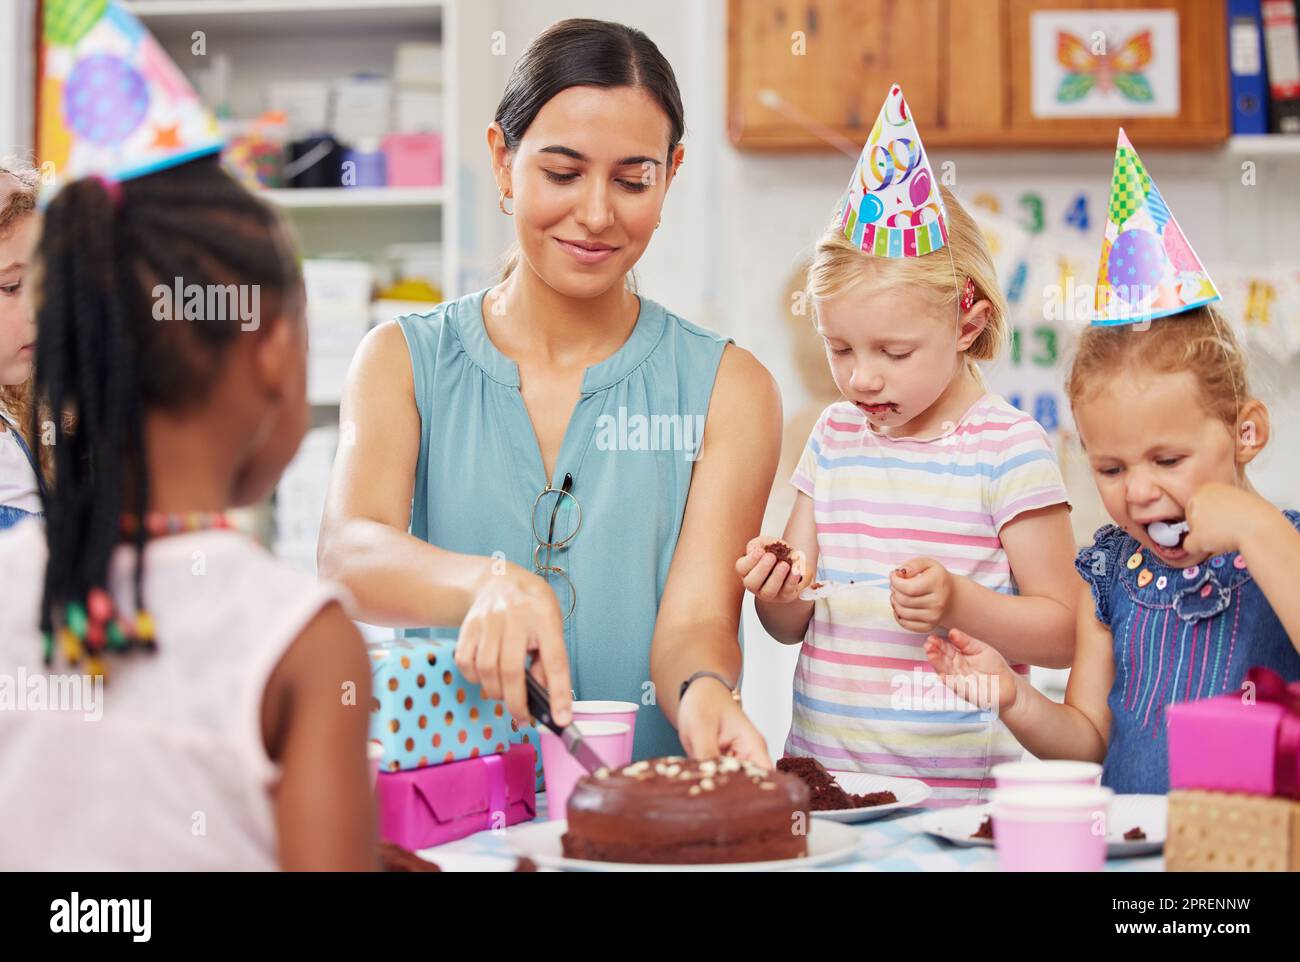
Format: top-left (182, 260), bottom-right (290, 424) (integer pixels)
top-left (1030, 325), bottom-right (1058, 367)
top-left (1017, 193), bottom-right (1045, 235)
top-left (1011, 326), bottom-right (1058, 367)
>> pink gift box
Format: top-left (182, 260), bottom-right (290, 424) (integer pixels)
top-left (1167, 667), bottom-right (1300, 799)
top-left (376, 743), bottom-right (536, 850)
top-left (382, 133), bottom-right (442, 187)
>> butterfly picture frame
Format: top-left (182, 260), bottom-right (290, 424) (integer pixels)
top-left (1056, 28), bottom-right (1154, 104)
top-left (1030, 9), bottom-right (1181, 119)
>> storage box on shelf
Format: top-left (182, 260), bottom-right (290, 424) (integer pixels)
top-left (303, 259), bottom-right (374, 407)
top-left (273, 427), bottom-right (338, 572)
top-left (124, 0), bottom-right (455, 297)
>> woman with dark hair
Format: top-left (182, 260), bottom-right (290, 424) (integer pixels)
top-left (320, 19), bottom-right (780, 764)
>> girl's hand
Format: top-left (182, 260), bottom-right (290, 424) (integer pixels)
top-left (1183, 482), bottom-right (1279, 559)
top-left (890, 557), bottom-right (955, 633)
top-left (456, 561), bottom-right (573, 728)
top-left (923, 628), bottom-right (1019, 713)
top-left (735, 535), bottom-right (808, 604)
top-left (677, 679), bottom-right (773, 768)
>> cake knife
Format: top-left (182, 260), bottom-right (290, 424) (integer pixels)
top-left (524, 672), bottom-right (606, 774)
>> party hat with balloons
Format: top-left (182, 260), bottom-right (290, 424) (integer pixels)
top-left (838, 84), bottom-right (948, 258)
top-left (1092, 129), bottom-right (1220, 326)
top-left (38, 0), bottom-right (223, 200)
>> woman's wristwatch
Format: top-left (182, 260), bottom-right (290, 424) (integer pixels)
top-left (679, 670), bottom-right (740, 706)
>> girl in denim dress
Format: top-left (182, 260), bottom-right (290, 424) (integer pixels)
top-left (0, 162), bottom-right (42, 531)
top-left (923, 135), bottom-right (1300, 794)
top-left (927, 309), bottom-right (1300, 794)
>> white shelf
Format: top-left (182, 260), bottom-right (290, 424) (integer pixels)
top-left (261, 186), bottom-right (443, 209)
top-left (124, 0), bottom-right (463, 294)
top-left (122, 0), bottom-right (441, 31)
top-left (1225, 135), bottom-right (1300, 157)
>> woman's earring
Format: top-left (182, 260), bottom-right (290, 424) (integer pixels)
top-left (655, 219), bottom-right (661, 230)
top-left (499, 189), bottom-right (514, 216)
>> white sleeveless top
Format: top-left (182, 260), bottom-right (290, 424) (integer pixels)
top-left (0, 519), bottom-right (351, 870)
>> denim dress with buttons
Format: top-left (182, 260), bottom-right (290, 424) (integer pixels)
top-left (1075, 511), bottom-right (1300, 794)
top-left (0, 412), bottom-right (44, 531)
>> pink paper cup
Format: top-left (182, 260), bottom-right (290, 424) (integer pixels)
top-left (539, 721), bottom-right (632, 821)
top-left (571, 700), bottom-right (639, 759)
top-left (992, 785), bottom-right (1114, 872)
top-left (991, 760), bottom-right (1103, 790)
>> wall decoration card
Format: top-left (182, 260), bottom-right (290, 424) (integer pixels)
top-left (1030, 9), bottom-right (1181, 119)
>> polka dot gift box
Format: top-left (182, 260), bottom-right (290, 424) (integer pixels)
top-left (368, 638), bottom-right (544, 789)
top-left (38, 0), bottom-right (224, 201)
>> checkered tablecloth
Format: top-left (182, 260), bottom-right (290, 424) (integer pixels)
top-left (419, 795), bottom-right (1164, 872)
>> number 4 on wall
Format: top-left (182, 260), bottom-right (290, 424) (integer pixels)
top-left (1065, 194), bottom-right (1090, 233)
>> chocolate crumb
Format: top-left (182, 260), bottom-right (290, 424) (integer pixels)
top-left (971, 815), bottom-right (994, 840)
top-left (1123, 827), bottom-right (1146, 841)
top-left (766, 540), bottom-right (793, 564)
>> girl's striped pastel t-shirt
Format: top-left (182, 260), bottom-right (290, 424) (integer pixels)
top-left (785, 393), bottom-right (1070, 807)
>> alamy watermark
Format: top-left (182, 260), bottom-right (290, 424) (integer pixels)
top-left (50, 893), bottom-right (150, 942)
top-left (152, 277), bottom-right (261, 332)
top-left (595, 406), bottom-right (705, 462)
top-left (0, 668), bottom-right (103, 721)
top-left (1042, 277), bottom-right (1203, 330)
top-left (890, 667), bottom-right (1000, 721)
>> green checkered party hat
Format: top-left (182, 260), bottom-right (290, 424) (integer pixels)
top-left (1093, 129), bottom-right (1220, 326)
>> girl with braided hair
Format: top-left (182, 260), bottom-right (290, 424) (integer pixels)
top-left (0, 155), bottom-right (376, 870)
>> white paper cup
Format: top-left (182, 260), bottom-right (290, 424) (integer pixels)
top-left (991, 760), bottom-right (1103, 789)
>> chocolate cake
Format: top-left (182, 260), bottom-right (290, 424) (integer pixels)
top-left (765, 539), bottom-right (794, 565)
top-left (1123, 827), bottom-right (1146, 841)
top-left (776, 756), bottom-right (897, 811)
top-left (562, 756), bottom-right (810, 865)
top-left (971, 816), bottom-right (994, 840)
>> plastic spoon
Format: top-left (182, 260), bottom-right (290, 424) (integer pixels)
top-left (1147, 520), bottom-right (1189, 548)
top-left (799, 580), bottom-right (875, 601)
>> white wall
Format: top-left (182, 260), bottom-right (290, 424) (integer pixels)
top-left (0, 1), bottom-right (35, 156)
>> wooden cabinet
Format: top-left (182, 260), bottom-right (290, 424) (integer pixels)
top-left (728, 0), bottom-right (1229, 150)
